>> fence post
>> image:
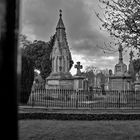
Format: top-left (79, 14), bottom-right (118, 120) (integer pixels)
top-left (118, 91), bottom-right (120, 108)
top-left (76, 90), bottom-right (78, 108)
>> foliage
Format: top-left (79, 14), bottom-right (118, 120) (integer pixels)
top-left (20, 54), bottom-right (34, 104)
top-left (70, 60), bottom-right (74, 70)
top-left (96, 0), bottom-right (140, 55)
top-left (23, 34), bottom-right (73, 79)
top-left (23, 35), bottom-right (55, 79)
top-left (19, 34), bottom-right (32, 48)
top-left (85, 66), bottom-right (100, 74)
top-left (132, 58), bottom-right (140, 73)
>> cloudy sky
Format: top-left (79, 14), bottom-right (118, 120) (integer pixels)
top-left (20, 0), bottom-right (130, 75)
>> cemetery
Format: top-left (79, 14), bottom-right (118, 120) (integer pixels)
top-left (19, 10), bottom-right (140, 110)
top-left (18, 1), bottom-right (140, 140)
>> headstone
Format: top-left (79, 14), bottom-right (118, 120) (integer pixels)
top-left (73, 62), bottom-right (85, 90)
top-left (109, 44), bottom-right (132, 91)
top-left (74, 61), bottom-right (83, 76)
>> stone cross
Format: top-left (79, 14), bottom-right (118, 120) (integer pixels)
top-left (59, 9), bottom-right (62, 17)
top-left (118, 44), bottom-right (123, 63)
top-left (75, 61), bottom-right (83, 76)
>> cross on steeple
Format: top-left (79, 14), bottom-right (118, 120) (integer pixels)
top-left (59, 9), bottom-right (62, 17)
top-left (75, 62), bottom-right (83, 76)
top-left (56, 9), bottom-right (65, 30)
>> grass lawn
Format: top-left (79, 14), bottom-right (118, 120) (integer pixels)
top-left (19, 120), bottom-right (140, 140)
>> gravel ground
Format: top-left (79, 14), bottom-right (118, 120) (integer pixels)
top-left (19, 120), bottom-right (140, 140)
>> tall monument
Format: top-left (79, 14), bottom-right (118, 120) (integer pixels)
top-left (45, 10), bottom-right (73, 89)
top-left (109, 44), bottom-right (132, 90)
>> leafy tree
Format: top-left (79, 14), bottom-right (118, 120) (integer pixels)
top-left (19, 34), bottom-right (32, 48)
top-left (96, 0), bottom-right (140, 55)
top-left (85, 66), bottom-right (100, 74)
top-left (24, 34), bottom-right (73, 79)
top-left (18, 34), bottom-right (34, 104)
top-left (23, 35), bottom-right (55, 79)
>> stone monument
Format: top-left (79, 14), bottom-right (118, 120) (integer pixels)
top-left (109, 44), bottom-right (132, 91)
top-left (75, 62), bottom-right (82, 76)
top-left (45, 10), bottom-right (73, 89)
top-left (73, 62), bottom-right (85, 90)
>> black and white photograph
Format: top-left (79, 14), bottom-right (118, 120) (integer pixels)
top-left (1, 0), bottom-right (140, 140)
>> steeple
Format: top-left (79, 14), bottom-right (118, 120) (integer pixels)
top-left (50, 10), bottom-right (72, 74)
top-left (55, 9), bottom-right (66, 43)
top-left (56, 9), bottom-right (65, 30)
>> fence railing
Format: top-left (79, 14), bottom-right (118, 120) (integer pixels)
top-left (19, 89), bottom-right (140, 109)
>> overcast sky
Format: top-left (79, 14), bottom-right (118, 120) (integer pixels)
top-left (20, 0), bottom-right (130, 75)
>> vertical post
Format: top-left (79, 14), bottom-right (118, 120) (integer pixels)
top-left (76, 90), bottom-right (78, 108)
top-left (0, 0), bottom-right (20, 140)
top-left (118, 91), bottom-right (120, 108)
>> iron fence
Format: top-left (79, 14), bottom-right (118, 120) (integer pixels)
top-left (19, 89), bottom-right (140, 109)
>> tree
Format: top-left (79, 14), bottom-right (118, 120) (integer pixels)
top-left (96, 0), bottom-right (140, 55)
top-left (19, 34), bottom-right (32, 48)
top-left (24, 34), bottom-right (73, 79)
top-left (23, 35), bottom-right (55, 79)
top-left (18, 34), bottom-right (34, 104)
top-left (85, 66), bottom-right (100, 74)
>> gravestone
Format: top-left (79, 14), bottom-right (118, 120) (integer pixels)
top-left (108, 44), bottom-right (133, 103)
top-left (109, 44), bottom-right (132, 91)
top-left (73, 62), bottom-right (85, 90)
top-left (74, 61), bottom-right (82, 76)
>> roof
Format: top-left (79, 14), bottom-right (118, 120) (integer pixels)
top-left (56, 10), bottom-right (65, 30)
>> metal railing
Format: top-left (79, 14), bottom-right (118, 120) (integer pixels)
top-left (19, 89), bottom-right (140, 109)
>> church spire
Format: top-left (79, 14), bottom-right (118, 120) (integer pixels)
top-left (50, 10), bottom-right (72, 74)
top-left (56, 9), bottom-right (65, 30)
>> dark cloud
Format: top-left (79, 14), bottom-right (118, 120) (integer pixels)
top-left (21, 0), bottom-right (107, 54)
top-left (21, 0), bottom-right (63, 40)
